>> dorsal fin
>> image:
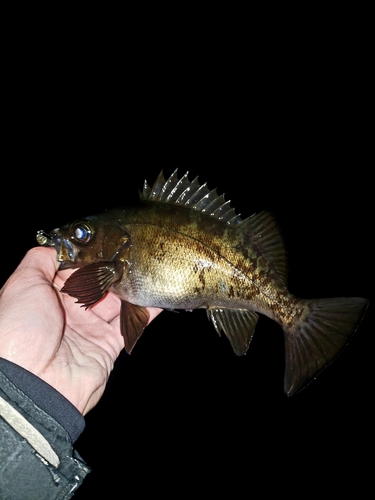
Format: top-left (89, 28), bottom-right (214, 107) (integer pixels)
top-left (238, 211), bottom-right (288, 285)
top-left (140, 169), bottom-right (243, 225)
top-left (141, 170), bottom-right (287, 284)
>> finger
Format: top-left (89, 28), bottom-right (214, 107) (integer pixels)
top-left (13, 247), bottom-right (59, 284)
top-left (92, 296), bottom-right (163, 324)
top-left (56, 278), bottom-right (163, 325)
top-left (90, 293), bottom-right (122, 322)
top-left (53, 268), bottom-right (76, 289)
top-left (106, 306), bottom-right (163, 329)
top-left (147, 307), bottom-right (164, 324)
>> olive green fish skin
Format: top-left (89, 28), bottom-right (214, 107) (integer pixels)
top-left (37, 170), bottom-right (368, 396)
top-left (59, 201), bottom-right (297, 324)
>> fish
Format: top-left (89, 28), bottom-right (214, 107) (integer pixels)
top-left (36, 169), bottom-right (368, 396)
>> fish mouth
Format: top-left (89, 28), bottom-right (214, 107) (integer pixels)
top-left (36, 229), bottom-right (80, 269)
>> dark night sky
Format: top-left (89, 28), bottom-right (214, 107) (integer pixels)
top-left (1, 40), bottom-right (372, 497)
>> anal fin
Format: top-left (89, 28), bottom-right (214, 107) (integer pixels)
top-left (207, 308), bottom-right (259, 356)
top-left (120, 300), bottom-right (150, 354)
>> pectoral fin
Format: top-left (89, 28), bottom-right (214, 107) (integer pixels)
top-left (207, 308), bottom-right (259, 356)
top-left (120, 300), bottom-right (150, 354)
top-left (60, 260), bottom-right (122, 308)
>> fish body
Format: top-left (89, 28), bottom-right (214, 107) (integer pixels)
top-left (36, 170), bottom-right (368, 395)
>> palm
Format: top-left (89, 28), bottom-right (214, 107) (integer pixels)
top-left (41, 272), bottom-right (126, 415)
top-left (0, 248), bottom-right (161, 415)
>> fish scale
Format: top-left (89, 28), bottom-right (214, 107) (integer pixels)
top-left (36, 169), bottom-right (369, 396)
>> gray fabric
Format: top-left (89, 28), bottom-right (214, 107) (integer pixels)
top-left (0, 358), bottom-right (85, 442)
top-left (0, 366), bottom-right (90, 499)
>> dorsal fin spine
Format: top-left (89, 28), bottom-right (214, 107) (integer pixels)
top-left (140, 169), bottom-right (243, 225)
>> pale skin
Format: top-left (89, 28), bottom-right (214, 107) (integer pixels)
top-left (0, 247), bottom-right (162, 415)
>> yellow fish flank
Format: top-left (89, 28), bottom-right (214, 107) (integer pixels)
top-left (36, 170), bottom-right (368, 396)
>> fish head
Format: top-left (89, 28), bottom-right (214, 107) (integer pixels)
top-left (36, 212), bottom-right (131, 270)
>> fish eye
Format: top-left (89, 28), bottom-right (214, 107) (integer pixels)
top-left (71, 222), bottom-right (94, 244)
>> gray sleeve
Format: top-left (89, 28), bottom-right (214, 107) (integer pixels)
top-left (0, 364), bottom-right (90, 499)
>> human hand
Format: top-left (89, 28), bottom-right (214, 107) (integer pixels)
top-left (0, 247), bottom-right (162, 415)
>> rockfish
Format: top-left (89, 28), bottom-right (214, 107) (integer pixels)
top-left (36, 170), bottom-right (368, 395)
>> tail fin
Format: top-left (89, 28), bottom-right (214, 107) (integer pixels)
top-left (283, 297), bottom-right (369, 396)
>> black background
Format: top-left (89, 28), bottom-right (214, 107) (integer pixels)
top-left (1, 24), bottom-right (372, 497)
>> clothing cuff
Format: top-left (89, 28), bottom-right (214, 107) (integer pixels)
top-left (0, 359), bottom-right (90, 497)
top-left (0, 357), bottom-right (85, 442)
